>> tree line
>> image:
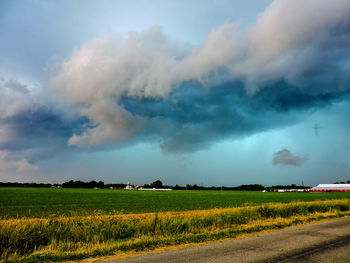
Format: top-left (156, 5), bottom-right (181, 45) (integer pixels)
top-left (0, 180), bottom-right (312, 191)
top-left (333, 181), bottom-right (350, 184)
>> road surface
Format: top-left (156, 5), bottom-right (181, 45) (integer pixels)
top-left (107, 217), bottom-right (350, 263)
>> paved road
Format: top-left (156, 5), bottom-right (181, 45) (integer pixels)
top-left (108, 217), bottom-right (350, 263)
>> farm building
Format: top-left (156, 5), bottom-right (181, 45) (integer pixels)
top-left (310, 184), bottom-right (350, 192)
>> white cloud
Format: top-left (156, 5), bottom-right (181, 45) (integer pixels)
top-left (68, 100), bottom-right (146, 146)
top-left (0, 151), bottom-right (39, 173)
top-left (0, 77), bottom-right (34, 118)
top-left (51, 28), bottom-right (190, 102)
top-left (241, 0), bottom-right (350, 91)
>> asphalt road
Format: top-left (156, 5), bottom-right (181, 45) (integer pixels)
top-left (107, 217), bottom-right (350, 263)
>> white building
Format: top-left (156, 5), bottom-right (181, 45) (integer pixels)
top-left (124, 182), bottom-right (134, 190)
top-left (310, 184), bottom-right (350, 192)
top-left (138, 188), bottom-right (172, 191)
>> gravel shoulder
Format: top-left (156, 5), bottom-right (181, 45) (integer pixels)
top-left (105, 217), bottom-right (350, 263)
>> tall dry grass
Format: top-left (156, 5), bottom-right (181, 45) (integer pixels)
top-left (1, 200), bottom-right (349, 262)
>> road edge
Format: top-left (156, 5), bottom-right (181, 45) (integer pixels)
top-left (77, 214), bottom-right (350, 263)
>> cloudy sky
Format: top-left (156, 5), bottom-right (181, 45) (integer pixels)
top-left (1, 0), bottom-right (350, 186)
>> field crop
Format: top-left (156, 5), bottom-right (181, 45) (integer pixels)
top-left (1, 187), bottom-right (350, 218)
top-left (1, 188), bottom-right (349, 262)
top-left (1, 200), bottom-right (349, 262)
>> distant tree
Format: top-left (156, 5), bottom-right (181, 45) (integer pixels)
top-left (97, 181), bottom-right (105, 188)
top-left (151, 180), bottom-right (163, 188)
top-left (87, 180), bottom-right (97, 188)
top-left (173, 184), bottom-right (183, 190)
top-left (61, 180), bottom-right (105, 188)
top-left (238, 184), bottom-right (265, 191)
top-left (0, 182), bottom-right (52, 187)
top-left (333, 181), bottom-right (350, 184)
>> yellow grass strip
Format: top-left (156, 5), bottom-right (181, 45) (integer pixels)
top-left (72, 211), bottom-right (350, 263)
top-left (1, 199), bottom-right (347, 226)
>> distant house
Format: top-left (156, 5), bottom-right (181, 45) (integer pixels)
top-left (310, 184), bottom-right (350, 192)
top-left (124, 184), bottom-right (134, 190)
top-left (123, 182), bottom-right (142, 190)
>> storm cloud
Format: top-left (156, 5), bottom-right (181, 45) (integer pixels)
top-left (49, 0), bottom-right (350, 154)
top-left (0, 78), bottom-right (87, 166)
top-left (0, 0), bottom-right (348, 169)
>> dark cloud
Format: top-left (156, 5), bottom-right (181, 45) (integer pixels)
top-left (0, 78), bottom-right (29, 93)
top-left (0, 105), bottom-right (87, 162)
top-left (272, 149), bottom-right (308, 167)
top-left (4, 77), bottom-right (336, 158)
top-left (120, 81), bottom-right (349, 152)
top-left (4, 106), bottom-right (86, 139)
top-left (3, 79), bottom-right (29, 93)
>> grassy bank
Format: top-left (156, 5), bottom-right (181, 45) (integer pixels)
top-left (1, 187), bottom-right (350, 218)
top-left (1, 200), bottom-right (349, 262)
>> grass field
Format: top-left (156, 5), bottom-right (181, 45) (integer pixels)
top-left (1, 187), bottom-right (350, 218)
top-left (1, 188), bottom-right (349, 262)
top-left (1, 200), bottom-right (350, 262)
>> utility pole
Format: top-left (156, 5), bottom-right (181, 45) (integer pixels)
top-left (313, 124), bottom-right (321, 136)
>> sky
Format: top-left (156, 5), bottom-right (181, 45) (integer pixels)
top-left (1, 0), bottom-right (350, 186)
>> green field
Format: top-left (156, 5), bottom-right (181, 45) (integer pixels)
top-left (1, 187), bottom-right (350, 262)
top-left (1, 187), bottom-right (349, 218)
